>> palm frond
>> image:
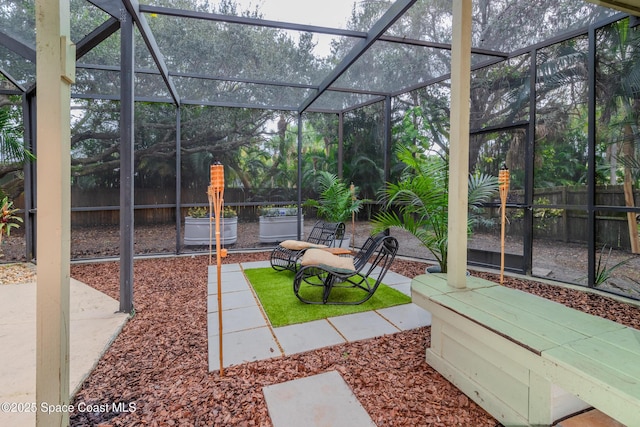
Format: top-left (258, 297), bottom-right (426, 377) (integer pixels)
top-left (468, 173), bottom-right (499, 207)
top-left (374, 142), bottom-right (497, 273)
top-left (0, 109), bottom-right (35, 164)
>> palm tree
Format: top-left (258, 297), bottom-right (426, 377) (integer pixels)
top-left (0, 107), bottom-right (32, 255)
top-left (371, 145), bottom-right (498, 273)
top-left (0, 108), bottom-right (33, 167)
top-left (304, 171), bottom-right (365, 224)
top-left (0, 107), bottom-right (34, 204)
top-left (596, 18), bottom-right (640, 254)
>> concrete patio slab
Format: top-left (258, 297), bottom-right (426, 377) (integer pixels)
top-left (208, 304), bottom-right (267, 334)
top-left (389, 282), bottom-right (411, 296)
top-left (273, 320), bottom-right (346, 355)
top-left (238, 260), bottom-right (271, 269)
top-left (208, 269), bottom-right (249, 294)
top-left (220, 263), bottom-right (243, 272)
top-left (328, 311), bottom-right (400, 342)
top-left (207, 262), bottom-right (433, 376)
top-left (377, 303), bottom-right (432, 331)
top-left (207, 289), bottom-right (258, 312)
top-left (263, 370), bottom-right (375, 427)
top-left (0, 278), bottom-right (128, 427)
top-left (208, 326), bottom-right (281, 370)
top-left (376, 270), bottom-right (411, 286)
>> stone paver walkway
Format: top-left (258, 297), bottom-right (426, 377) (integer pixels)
top-left (207, 260), bottom-right (431, 370)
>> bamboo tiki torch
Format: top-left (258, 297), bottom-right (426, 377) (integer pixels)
top-left (208, 162), bottom-right (225, 375)
top-left (499, 164), bottom-right (510, 285)
top-left (350, 182), bottom-right (356, 251)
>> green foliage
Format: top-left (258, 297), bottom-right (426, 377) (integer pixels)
top-left (0, 105), bottom-right (35, 199)
top-left (372, 145), bottom-right (498, 273)
top-left (534, 113), bottom-right (591, 187)
top-left (394, 106), bottom-right (431, 152)
top-left (304, 171), bottom-right (365, 223)
top-left (533, 199), bottom-right (563, 217)
top-left (593, 245), bottom-right (632, 287)
top-left (339, 105), bottom-right (386, 199)
top-left (596, 18), bottom-right (640, 188)
top-left (512, 197), bottom-right (563, 230)
top-left (222, 206), bottom-right (238, 218)
top-left (1, 196), bottom-right (23, 252)
top-left (260, 205), bottom-right (298, 217)
top-left (186, 206), bottom-right (208, 218)
top-left (187, 206), bottom-right (237, 218)
top-left (0, 108), bottom-right (34, 165)
top-left (395, 86), bottom-right (450, 152)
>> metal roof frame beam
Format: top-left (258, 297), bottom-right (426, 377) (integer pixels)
top-left (325, 86), bottom-right (390, 97)
top-left (70, 92), bottom-right (301, 111)
top-left (86, 0), bottom-right (124, 18)
top-left (122, 0), bottom-right (180, 105)
top-left (70, 92), bottom-right (383, 114)
top-left (379, 35), bottom-right (508, 58)
top-left (139, 4), bottom-right (370, 38)
top-left (75, 17), bottom-right (120, 59)
top-left (0, 66), bottom-right (26, 92)
top-left (76, 63), bottom-right (319, 89)
top-left (139, 4), bottom-right (508, 59)
top-left (180, 99), bottom-right (299, 111)
top-left (0, 30), bottom-right (35, 62)
top-left (298, 0), bottom-right (418, 114)
top-left (390, 11), bottom-right (629, 100)
top-left (169, 71), bottom-right (317, 90)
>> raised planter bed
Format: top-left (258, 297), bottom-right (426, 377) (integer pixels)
top-left (259, 215), bottom-right (303, 243)
top-left (184, 216), bottom-right (237, 245)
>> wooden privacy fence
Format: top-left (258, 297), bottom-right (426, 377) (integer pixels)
top-left (525, 185), bottom-right (639, 251)
top-left (69, 186), bottom-right (313, 226)
top-left (67, 185), bottom-right (639, 250)
top-left (531, 185), bottom-right (640, 208)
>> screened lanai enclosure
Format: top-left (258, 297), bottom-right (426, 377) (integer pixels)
top-left (1, 0), bottom-right (639, 302)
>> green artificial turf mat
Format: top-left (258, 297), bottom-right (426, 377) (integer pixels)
top-left (244, 267), bottom-right (411, 328)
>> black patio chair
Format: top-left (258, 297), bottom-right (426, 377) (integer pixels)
top-left (270, 220), bottom-right (345, 272)
top-left (292, 233), bottom-right (399, 305)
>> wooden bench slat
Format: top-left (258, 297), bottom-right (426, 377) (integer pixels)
top-left (412, 273), bottom-right (639, 426)
top-left (557, 333), bottom-right (640, 382)
top-left (411, 276), bottom-right (449, 298)
top-left (475, 285), bottom-right (625, 337)
top-left (431, 294), bottom-right (558, 352)
top-left (439, 290), bottom-right (590, 349)
top-left (543, 343), bottom-right (640, 425)
top-left (595, 327), bottom-right (640, 355)
top-left (411, 273), bottom-right (495, 297)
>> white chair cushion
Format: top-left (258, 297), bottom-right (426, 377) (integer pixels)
top-left (300, 248), bottom-right (356, 272)
top-left (280, 240), bottom-right (327, 250)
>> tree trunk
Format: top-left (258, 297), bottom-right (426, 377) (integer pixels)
top-left (622, 124), bottom-right (639, 254)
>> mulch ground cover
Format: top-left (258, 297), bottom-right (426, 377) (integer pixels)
top-left (64, 252), bottom-right (640, 426)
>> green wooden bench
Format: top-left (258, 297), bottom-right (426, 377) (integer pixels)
top-left (411, 273), bottom-right (640, 426)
